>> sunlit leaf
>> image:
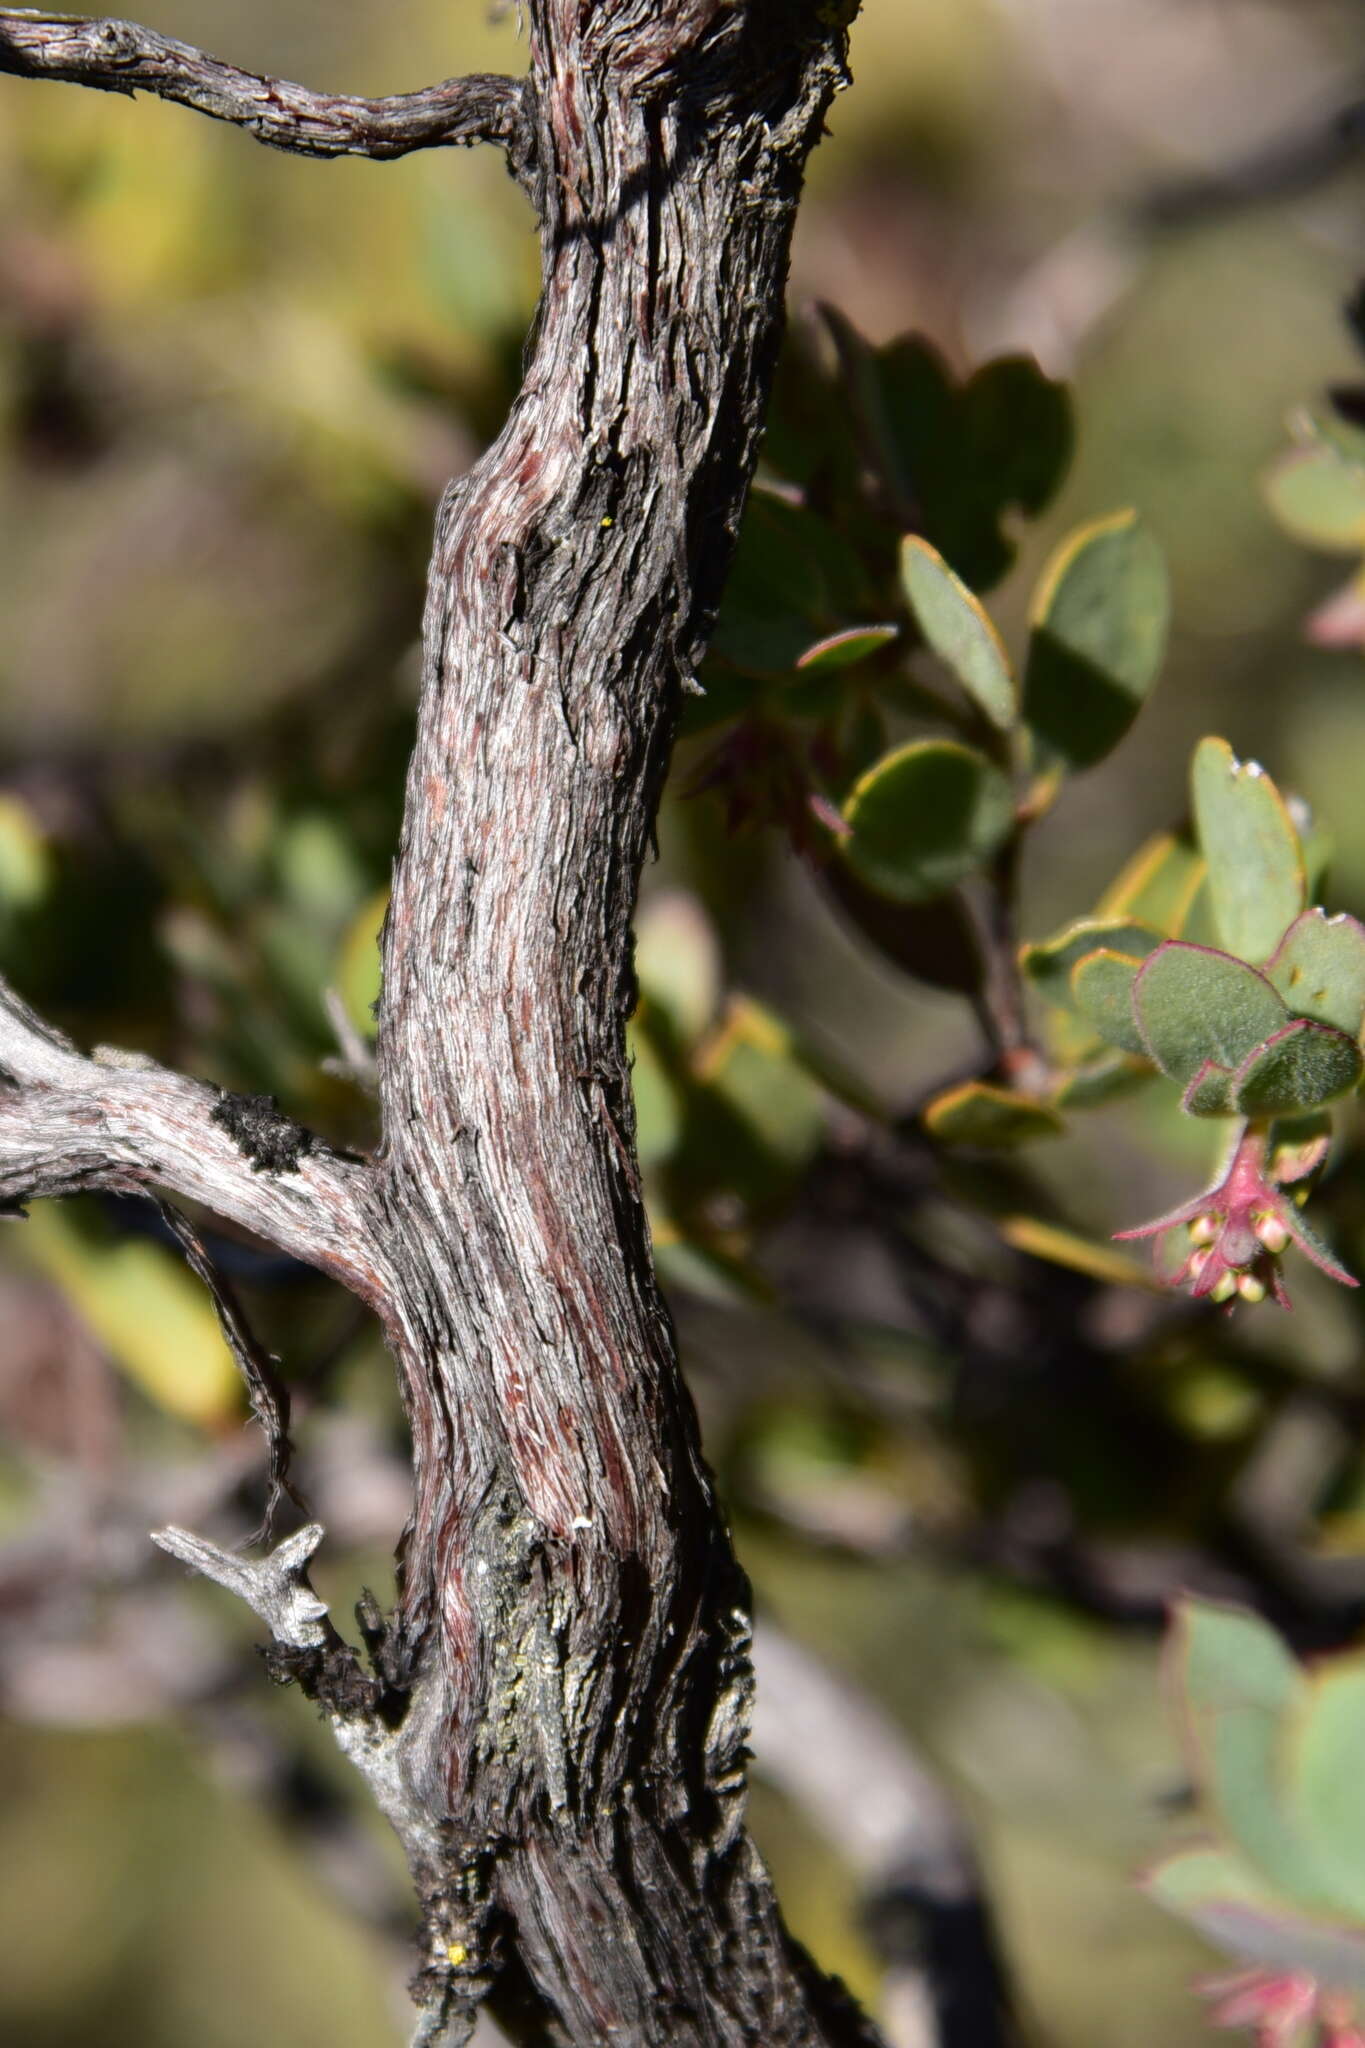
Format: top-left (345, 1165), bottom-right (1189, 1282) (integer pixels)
top-left (1133, 943), bottom-right (1288, 1086)
top-left (335, 886), bottom-right (389, 1037)
top-left (1266, 910), bottom-right (1365, 1038)
top-left (1020, 916), bottom-right (1161, 1013)
top-left (899, 536), bottom-right (1016, 729)
top-left (1287, 1661), bottom-right (1365, 1921)
top-left (20, 1206), bottom-right (240, 1428)
top-left (1145, 1847), bottom-right (1365, 1995)
top-left (1095, 826), bottom-right (1206, 936)
top-left (1071, 948), bottom-right (1148, 1055)
top-left (923, 1081), bottom-right (1063, 1149)
top-left (795, 625), bottom-right (899, 671)
top-left (1191, 738), bottom-right (1306, 964)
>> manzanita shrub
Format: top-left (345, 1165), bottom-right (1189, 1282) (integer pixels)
top-left (678, 308), bottom-right (1365, 1319)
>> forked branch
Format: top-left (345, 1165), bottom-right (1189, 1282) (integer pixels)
top-left (0, 10), bottom-right (528, 162)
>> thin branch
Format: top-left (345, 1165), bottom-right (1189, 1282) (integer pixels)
top-left (0, 11), bottom-right (528, 162)
top-left (0, 972), bottom-right (387, 1306)
top-left (156, 1199), bottom-right (304, 1541)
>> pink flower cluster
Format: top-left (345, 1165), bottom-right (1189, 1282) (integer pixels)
top-left (1204, 1969), bottom-right (1365, 2048)
top-left (1116, 1125), bottom-right (1355, 1308)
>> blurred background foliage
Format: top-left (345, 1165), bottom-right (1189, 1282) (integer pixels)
top-left (4, 2), bottom-right (1365, 2044)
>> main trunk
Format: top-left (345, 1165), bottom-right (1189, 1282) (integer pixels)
top-left (372, 5), bottom-right (873, 2040)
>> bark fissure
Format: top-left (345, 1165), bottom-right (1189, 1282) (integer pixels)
top-left (0, 5), bottom-right (883, 2043)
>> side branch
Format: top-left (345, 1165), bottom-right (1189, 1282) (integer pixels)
top-left (0, 11), bottom-right (528, 162)
top-left (0, 974), bottom-right (386, 1304)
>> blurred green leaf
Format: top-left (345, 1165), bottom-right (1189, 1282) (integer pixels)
top-left (334, 886), bottom-right (389, 1037)
top-left (710, 489), bottom-right (864, 674)
top-left (1023, 510), bottom-right (1171, 771)
top-left (1264, 443), bottom-right (1365, 554)
top-left (823, 315), bottom-right (1073, 590)
top-left (1145, 1847), bottom-right (1365, 1995)
top-left (21, 1206), bottom-right (239, 1428)
top-left (1095, 825), bottom-right (1206, 936)
top-left (1232, 1020), bottom-right (1362, 1119)
top-left (840, 739), bottom-right (1014, 903)
top-left (795, 625), bottom-right (898, 671)
top-left (1288, 1661), bottom-right (1365, 1920)
top-left (1267, 910), bottom-right (1365, 1037)
top-left (1171, 1602), bottom-right (1346, 1913)
top-left (923, 1081), bottom-right (1063, 1149)
top-left (1192, 737), bottom-right (1306, 964)
top-left (1021, 916), bottom-right (1161, 1013)
top-left (899, 536), bottom-right (1016, 729)
top-left (1133, 942), bottom-right (1288, 1086)
top-left (627, 1023), bottom-right (683, 1166)
top-left (821, 861), bottom-right (983, 994)
top-left (0, 795), bottom-right (51, 914)
top-left (634, 891), bottom-right (721, 1046)
top-left (1071, 948), bottom-right (1148, 1055)
top-left (1050, 1049), bottom-right (1152, 1109)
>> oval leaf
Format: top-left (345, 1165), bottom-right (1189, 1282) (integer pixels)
top-left (1021, 916), bottom-right (1161, 1013)
top-left (1022, 510), bottom-right (1171, 770)
top-left (1267, 910), bottom-right (1365, 1038)
top-left (795, 624), bottom-right (899, 671)
top-left (1071, 948), bottom-right (1149, 1055)
top-left (840, 740), bottom-right (1015, 904)
top-left (1133, 942), bottom-right (1288, 1085)
top-left (1232, 1020), bottom-right (1362, 1120)
top-left (1192, 738), bottom-right (1306, 964)
top-left (900, 536), bottom-right (1016, 730)
top-left (924, 1081), bottom-right (1063, 1150)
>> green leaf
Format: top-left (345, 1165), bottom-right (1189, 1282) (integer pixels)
top-left (923, 1081), bottom-right (1063, 1149)
top-left (1170, 1602), bottom-right (1348, 1914)
top-left (334, 885), bottom-right (389, 1037)
top-left (1050, 1049), bottom-right (1153, 1110)
top-left (1232, 1020), bottom-right (1362, 1119)
top-left (1191, 737), bottom-right (1306, 964)
top-left (627, 1023), bottom-right (683, 1166)
top-left (710, 489), bottom-right (865, 674)
top-left (840, 740), bottom-right (1015, 904)
top-left (1133, 943), bottom-right (1288, 1085)
top-left (1288, 1661), bottom-right (1365, 1921)
top-left (822, 863), bottom-right (984, 994)
top-left (1267, 910), bottom-right (1365, 1037)
top-left (1145, 1846), bottom-right (1365, 1994)
top-left (899, 536), bottom-right (1016, 729)
top-left (0, 794), bottom-right (52, 913)
top-left (795, 625), bottom-right (899, 671)
top-left (1021, 916), bottom-right (1161, 1013)
top-left (1071, 949), bottom-right (1149, 1055)
top-left (1183, 1061), bottom-right (1237, 1118)
top-left (821, 318), bottom-right (1074, 591)
top-left (634, 891), bottom-right (721, 1045)
top-left (1264, 443), bottom-right (1365, 554)
top-left (1095, 825), bottom-right (1206, 937)
top-left (20, 1206), bottom-right (241, 1428)
top-left (1022, 510), bottom-right (1171, 770)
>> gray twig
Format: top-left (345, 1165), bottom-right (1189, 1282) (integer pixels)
top-left (0, 970), bottom-right (386, 1305)
top-left (0, 11), bottom-right (527, 162)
